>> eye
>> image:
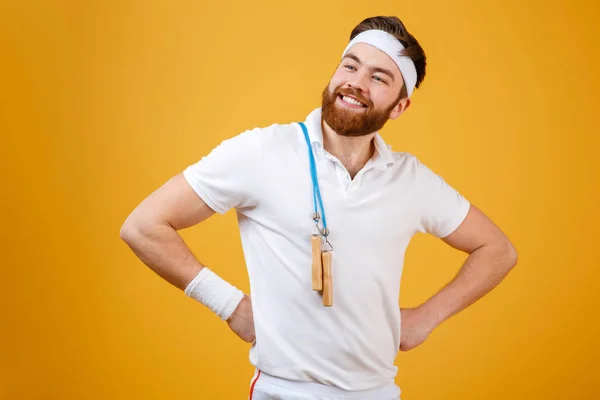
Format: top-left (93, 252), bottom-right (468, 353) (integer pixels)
top-left (373, 75), bottom-right (387, 84)
top-left (344, 64), bottom-right (357, 71)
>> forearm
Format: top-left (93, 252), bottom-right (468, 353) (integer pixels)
top-left (419, 243), bottom-right (518, 328)
top-left (120, 222), bottom-right (204, 291)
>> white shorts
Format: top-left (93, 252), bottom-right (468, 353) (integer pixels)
top-left (248, 370), bottom-right (401, 400)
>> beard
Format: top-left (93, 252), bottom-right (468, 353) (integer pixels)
top-left (321, 84), bottom-right (399, 137)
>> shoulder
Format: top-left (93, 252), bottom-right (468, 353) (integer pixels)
top-left (385, 151), bottom-right (449, 191)
top-left (238, 120), bottom-right (304, 155)
top-left (212, 120), bottom-right (300, 154)
top-left (227, 108), bottom-right (318, 146)
top-left (251, 120), bottom-right (301, 141)
top-left (391, 150), bottom-right (419, 166)
top-left (388, 150), bottom-right (428, 175)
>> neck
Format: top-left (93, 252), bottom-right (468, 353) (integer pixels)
top-left (321, 118), bottom-right (376, 179)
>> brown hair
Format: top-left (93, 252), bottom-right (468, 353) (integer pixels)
top-left (349, 16), bottom-right (427, 99)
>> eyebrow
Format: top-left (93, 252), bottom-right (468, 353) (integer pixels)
top-left (342, 52), bottom-right (396, 83)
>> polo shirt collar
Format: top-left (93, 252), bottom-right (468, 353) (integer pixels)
top-left (303, 107), bottom-right (395, 171)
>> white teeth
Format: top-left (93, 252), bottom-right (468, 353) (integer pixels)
top-left (342, 95), bottom-right (365, 107)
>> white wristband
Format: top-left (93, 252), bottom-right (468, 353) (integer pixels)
top-left (184, 267), bottom-right (245, 321)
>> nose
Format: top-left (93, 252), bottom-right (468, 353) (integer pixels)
top-left (346, 70), bottom-right (370, 95)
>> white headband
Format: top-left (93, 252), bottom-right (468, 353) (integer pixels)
top-left (341, 29), bottom-right (418, 97)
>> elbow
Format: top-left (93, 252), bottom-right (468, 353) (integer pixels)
top-left (120, 215), bottom-right (147, 245)
top-left (120, 215), bottom-right (167, 244)
top-left (489, 236), bottom-right (518, 271)
top-left (504, 240), bottom-right (518, 270)
top-left (119, 221), bottom-right (138, 244)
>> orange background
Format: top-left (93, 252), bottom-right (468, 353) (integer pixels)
top-left (1, 0), bottom-right (599, 399)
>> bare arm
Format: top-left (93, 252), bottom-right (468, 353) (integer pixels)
top-left (420, 204), bottom-right (519, 327)
top-left (119, 173), bottom-right (216, 290)
top-left (400, 204), bottom-right (518, 351)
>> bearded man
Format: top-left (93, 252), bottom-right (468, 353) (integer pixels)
top-left (120, 15), bottom-right (518, 400)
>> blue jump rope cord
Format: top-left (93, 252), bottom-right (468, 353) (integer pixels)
top-left (298, 122), bottom-right (328, 234)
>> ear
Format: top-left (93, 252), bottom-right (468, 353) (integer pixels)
top-left (388, 98), bottom-right (411, 120)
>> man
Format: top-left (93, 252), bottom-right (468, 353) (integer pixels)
top-left (120, 16), bottom-right (518, 400)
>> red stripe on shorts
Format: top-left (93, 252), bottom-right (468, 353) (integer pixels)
top-left (249, 370), bottom-right (261, 400)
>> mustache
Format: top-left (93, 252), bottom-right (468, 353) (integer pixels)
top-left (334, 87), bottom-right (371, 107)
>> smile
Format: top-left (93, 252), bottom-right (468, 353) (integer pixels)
top-left (338, 94), bottom-right (368, 108)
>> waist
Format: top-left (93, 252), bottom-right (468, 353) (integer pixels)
top-left (253, 369), bottom-right (400, 399)
top-left (248, 299), bottom-right (401, 390)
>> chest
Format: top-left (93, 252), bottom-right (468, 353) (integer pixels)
top-left (253, 149), bottom-right (419, 248)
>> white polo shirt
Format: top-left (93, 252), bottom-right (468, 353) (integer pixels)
top-left (182, 107), bottom-right (470, 392)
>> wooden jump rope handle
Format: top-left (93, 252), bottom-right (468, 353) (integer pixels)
top-left (321, 251), bottom-right (333, 307)
top-left (311, 235), bottom-right (323, 291)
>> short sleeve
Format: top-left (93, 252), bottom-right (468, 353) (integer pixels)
top-left (182, 129), bottom-right (260, 214)
top-left (414, 159), bottom-right (470, 238)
